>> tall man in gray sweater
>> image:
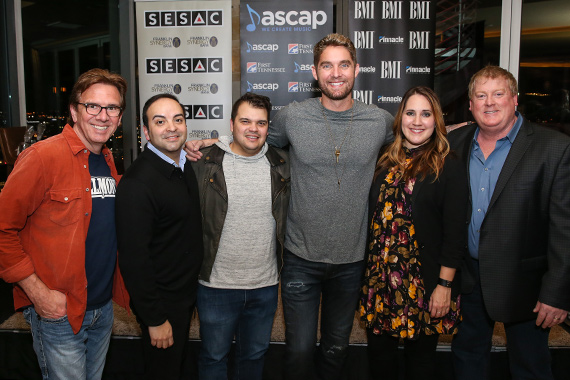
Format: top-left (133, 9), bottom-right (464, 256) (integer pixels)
top-left (186, 34), bottom-right (394, 379)
top-left (191, 93), bottom-right (290, 380)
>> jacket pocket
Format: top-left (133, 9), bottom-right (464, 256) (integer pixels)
top-left (48, 189), bottom-right (83, 226)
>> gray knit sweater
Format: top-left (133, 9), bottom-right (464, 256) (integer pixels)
top-left (200, 136), bottom-right (278, 289)
top-left (269, 98), bottom-right (394, 264)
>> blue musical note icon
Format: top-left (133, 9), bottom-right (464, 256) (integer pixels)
top-left (294, 62), bottom-right (301, 73)
top-left (246, 4), bottom-right (261, 32)
top-left (246, 42), bottom-right (253, 53)
top-left (247, 81), bottom-right (254, 92)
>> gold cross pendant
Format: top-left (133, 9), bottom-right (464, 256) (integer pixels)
top-left (335, 149), bottom-right (340, 163)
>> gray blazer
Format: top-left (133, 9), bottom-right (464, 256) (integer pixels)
top-left (448, 118), bottom-right (570, 323)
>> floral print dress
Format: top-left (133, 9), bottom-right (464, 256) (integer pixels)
top-left (360, 149), bottom-right (461, 339)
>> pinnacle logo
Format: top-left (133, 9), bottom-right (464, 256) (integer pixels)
top-left (247, 62), bottom-right (258, 73)
top-left (244, 4), bottom-right (327, 32)
top-left (377, 95), bottom-right (403, 103)
top-left (354, 1), bottom-right (375, 19)
top-left (381, 1), bottom-right (402, 19)
top-left (182, 105), bottom-right (223, 119)
top-left (378, 35), bottom-right (404, 44)
top-left (354, 31), bottom-right (375, 49)
top-left (144, 10), bottom-right (222, 27)
top-left (380, 61), bottom-right (401, 79)
top-left (409, 31), bottom-right (430, 49)
top-left (288, 44), bottom-right (299, 54)
top-left (410, 1), bottom-right (431, 19)
top-left (406, 65), bottom-right (431, 74)
top-left (146, 58), bottom-right (222, 74)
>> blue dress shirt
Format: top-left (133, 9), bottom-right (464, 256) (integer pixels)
top-left (146, 142), bottom-right (187, 172)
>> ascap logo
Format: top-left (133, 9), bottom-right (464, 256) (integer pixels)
top-left (410, 1), bottom-right (430, 19)
top-left (247, 62), bottom-right (286, 73)
top-left (377, 95), bottom-right (403, 103)
top-left (145, 10), bottom-right (222, 27)
top-left (244, 4), bottom-right (327, 32)
top-left (409, 31), bottom-right (429, 49)
top-left (246, 42), bottom-right (279, 52)
top-left (406, 65), bottom-right (431, 74)
top-left (354, 31), bottom-right (375, 49)
top-left (182, 105), bottom-right (223, 119)
top-left (378, 36), bottom-right (404, 44)
top-left (354, 1), bottom-right (375, 19)
top-left (380, 61), bottom-right (401, 79)
top-left (187, 36), bottom-right (219, 48)
top-left (353, 90), bottom-right (374, 104)
top-left (149, 37), bottom-right (181, 48)
top-left (288, 43), bottom-right (313, 54)
top-left (294, 62), bottom-right (313, 72)
top-left (381, 1), bottom-right (402, 19)
top-left (247, 82), bottom-right (279, 92)
top-left (288, 82), bottom-right (320, 93)
top-left (146, 58), bottom-right (222, 74)
top-left (187, 83), bottom-right (219, 94)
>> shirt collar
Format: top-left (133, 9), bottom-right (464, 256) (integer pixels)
top-left (146, 142), bottom-right (186, 171)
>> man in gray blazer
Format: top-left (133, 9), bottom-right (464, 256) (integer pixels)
top-left (449, 65), bottom-right (570, 380)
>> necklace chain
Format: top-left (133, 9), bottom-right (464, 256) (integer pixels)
top-left (321, 103), bottom-right (354, 189)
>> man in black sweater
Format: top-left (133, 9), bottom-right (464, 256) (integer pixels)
top-left (116, 93), bottom-right (203, 380)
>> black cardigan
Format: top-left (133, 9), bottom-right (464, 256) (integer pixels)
top-left (116, 147), bottom-right (203, 327)
top-left (368, 153), bottom-right (470, 297)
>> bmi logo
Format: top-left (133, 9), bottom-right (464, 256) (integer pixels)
top-left (410, 2), bottom-right (430, 19)
top-left (353, 90), bottom-right (374, 104)
top-left (380, 61), bottom-right (401, 79)
top-left (247, 62), bottom-right (258, 73)
top-left (288, 82), bottom-right (299, 92)
top-left (409, 31), bottom-right (430, 49)
top-left (381, 1), bottom-right (402, 19)
top-left (146, 58), bottom-right (222, 74)
top-left (288, 44), bottom-right (299, 54)
top-left (354, 1), bottom-right (375, 19)
top-left (354, 31), bottom-right (375, 49)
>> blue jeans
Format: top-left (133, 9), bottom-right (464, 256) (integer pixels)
top-left (197, 284), bottom-right (278, 380)
top-left (23, 300), bottom-right (113, 380)
top-left (452, 259), bottom-right (553, 380)
top-left (281, 249), bottom-right (365, 380)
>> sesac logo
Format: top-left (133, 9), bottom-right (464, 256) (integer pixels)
top-left (410, 2), bottom-right (431, 19)
top-left (293, 62), bottom-right (313, 72)
top-left (381, 1), bottom-right (402, 19)
top-left (380, 61), bottom-right (401, 79)
top-left (244, 4), bottom-right (327, 32)
top-left (354, 1), bottom-right (375, 19)
top-left (247, 81), bottom-right (279, 92)
top-left (353, 90), bottom-right (374, 104)
top-left (146, 58), bottom-right (222, 74)
top-left (354, 31), bottom-right (375, 49)
top-left (246, 42), bottom-right (279, 52)
top-left (145, 10), bottom-right (222, 27)
top-left (182, 105), bottom-right (223, 119)
top-left (409, 31), bottom-right (430, 49)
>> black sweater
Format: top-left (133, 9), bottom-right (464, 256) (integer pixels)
top-left (116, 147), bottom-right (203, 326)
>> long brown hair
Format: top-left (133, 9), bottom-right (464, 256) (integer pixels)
top-left (375, 86), bottom-right (449, 181)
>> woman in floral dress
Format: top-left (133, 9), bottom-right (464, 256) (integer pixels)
top-left (360, 86), bottom-right (469, 380)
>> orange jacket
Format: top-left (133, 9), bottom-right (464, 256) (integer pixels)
top-left (0, 125), bottom-right (129, 333)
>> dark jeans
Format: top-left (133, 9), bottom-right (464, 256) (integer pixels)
top-left (280, 249), bottom-right (365, 380)
top-left (197, 284), bottom-right (278, 380)
top-left (139, 301), bottom-right (193, 380)
top-left (452, 259), bottom-right (553, 380)
top-left (366, 330), bottom-right (439, 380)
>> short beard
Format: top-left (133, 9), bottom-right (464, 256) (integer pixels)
top-left (318, 80), bottom-right (354, 101)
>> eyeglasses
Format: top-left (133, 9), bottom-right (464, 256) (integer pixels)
top-left (79, 103), bottom-right (122, 117)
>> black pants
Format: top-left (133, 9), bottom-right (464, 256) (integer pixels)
top-left (139, 302), bottom-right (193, 380)
top-left (366, 329), bottom-right (439, 380)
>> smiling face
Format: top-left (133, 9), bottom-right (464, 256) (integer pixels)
top-left (70, 83), bottom-right (122, 154)
top-left (230, 102), bottom-right (269, 157)
top-left (401, 94), bottom-right (436, 149)
top-left (143, 97), bottom-right (187, 161)
top-left (469, 76), bottom-right (518, 136)
top-left (312, 45), bottom-right (359, 102)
